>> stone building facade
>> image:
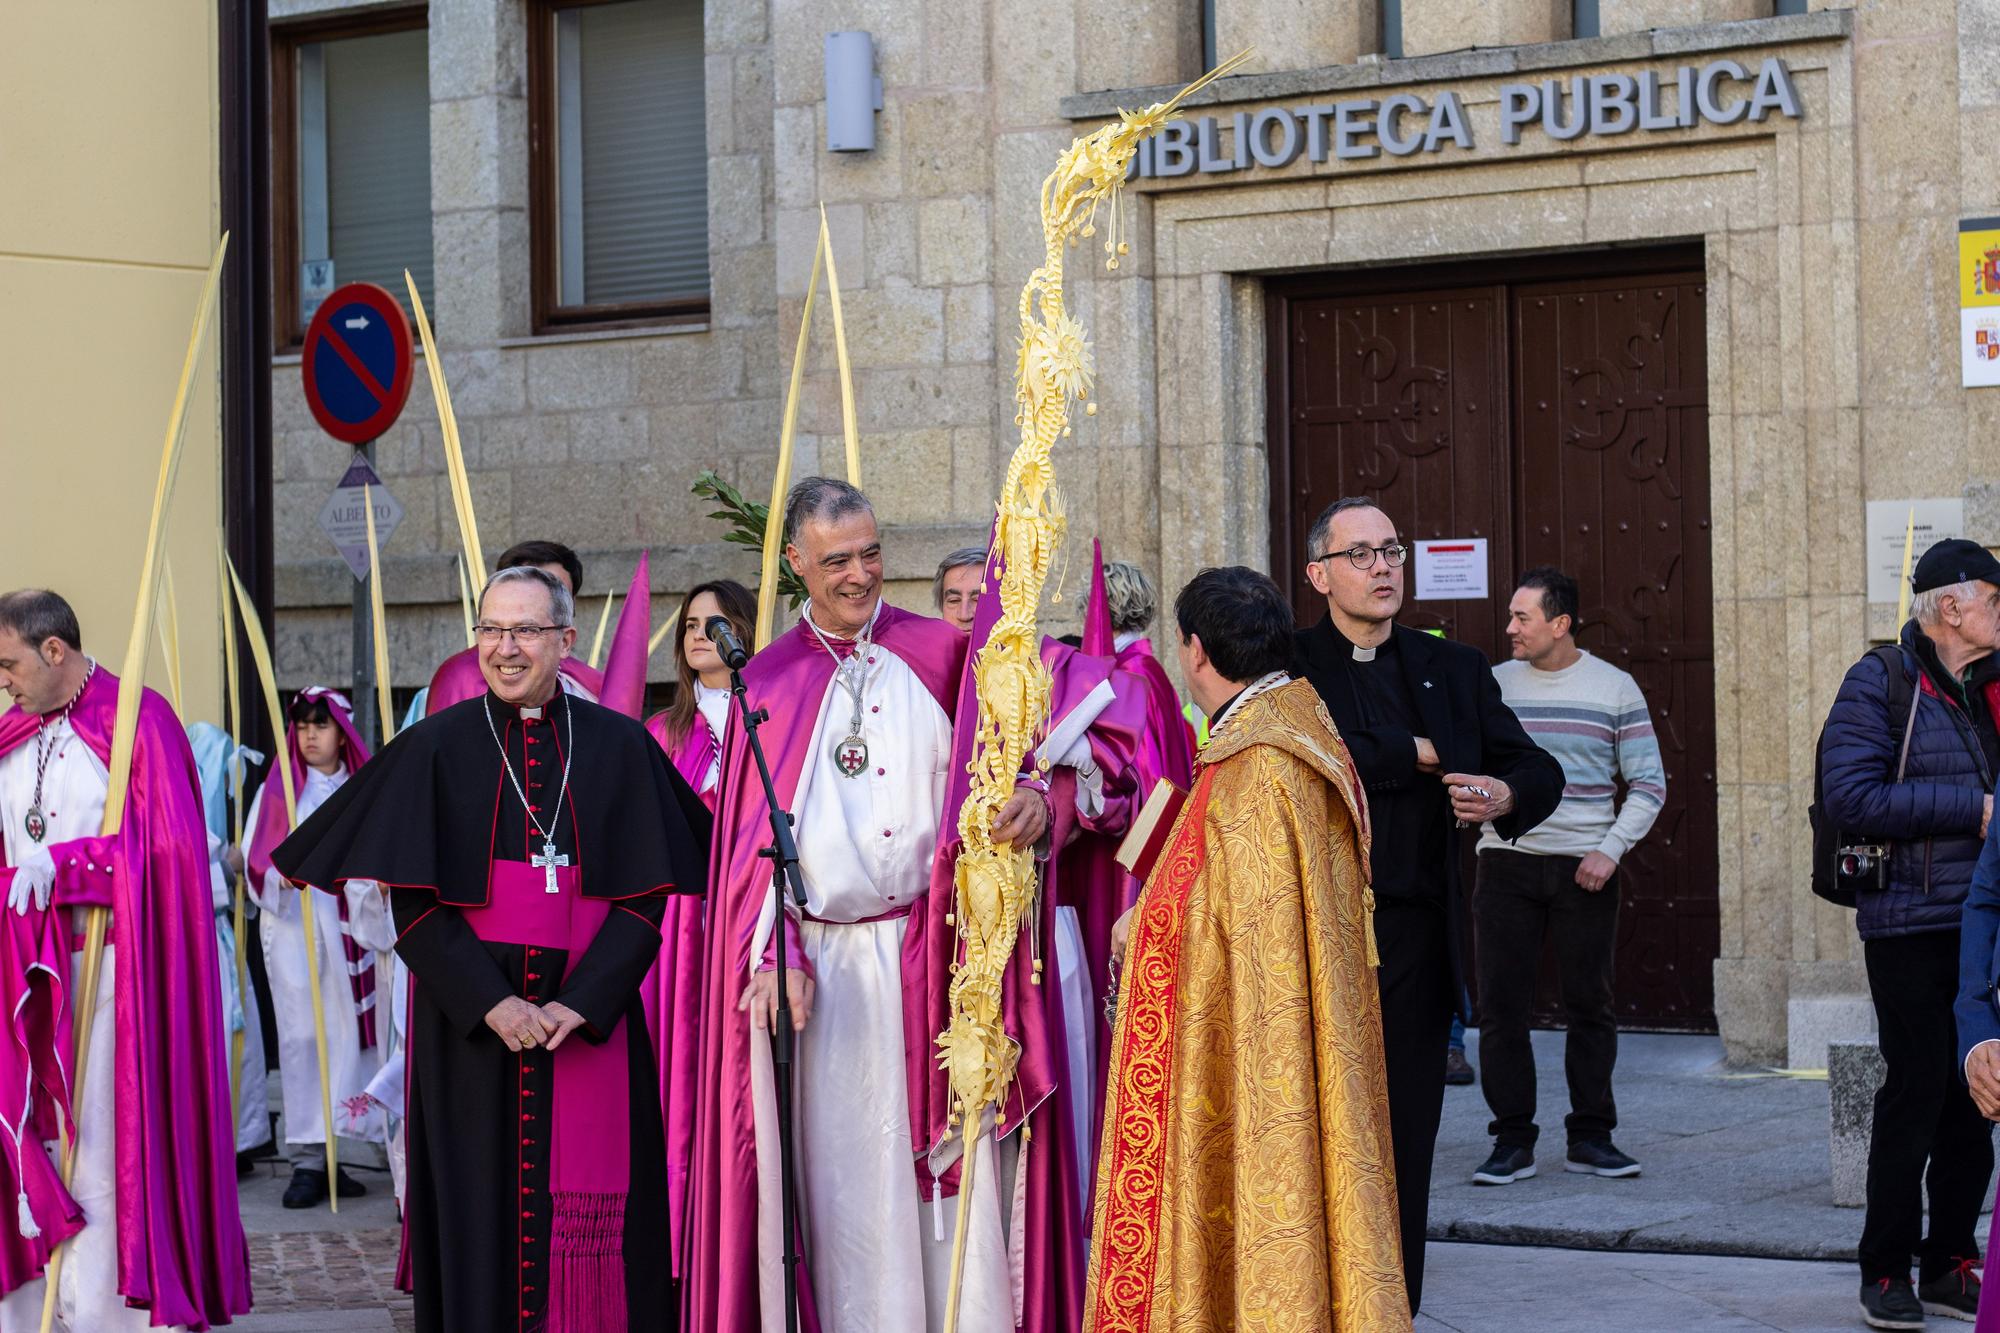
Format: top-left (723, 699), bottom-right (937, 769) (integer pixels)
top-left (264, 0), bottom-right (2000, 1062)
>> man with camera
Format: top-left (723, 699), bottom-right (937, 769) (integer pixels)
top-left (1823, 538), bottom-right (2000, 1329)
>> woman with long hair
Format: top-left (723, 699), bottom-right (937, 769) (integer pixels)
top-left (649, 579), bottom-right (757, 799)
top-left (642, 578), bottom-right (754, 1286)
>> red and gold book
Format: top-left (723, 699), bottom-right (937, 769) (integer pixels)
top-left (1115, 777), bottom-right (1189, 884)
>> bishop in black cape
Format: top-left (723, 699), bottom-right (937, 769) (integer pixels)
top-left (273, 686), bottom-right (710, 1333)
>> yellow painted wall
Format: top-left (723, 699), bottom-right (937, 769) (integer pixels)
top-left (0, 1), bottom-right (225, 726)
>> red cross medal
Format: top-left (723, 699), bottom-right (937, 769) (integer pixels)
top-left (834, 735), bottom-right (870, 778)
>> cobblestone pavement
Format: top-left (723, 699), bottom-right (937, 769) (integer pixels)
top-left (242, 1228), bottom-right (410, 1331)
top-left (235, 1159), bottom-right (411, 1332)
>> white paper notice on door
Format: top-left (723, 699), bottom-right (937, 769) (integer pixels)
top-left (1413, 538), bottom-right (1490, 601)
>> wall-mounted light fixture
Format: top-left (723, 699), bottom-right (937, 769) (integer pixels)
top-left (825, 32), bottom-right (882, 152)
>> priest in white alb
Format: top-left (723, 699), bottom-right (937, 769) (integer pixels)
top-left (683, 478), bottom-right (1072, 1332)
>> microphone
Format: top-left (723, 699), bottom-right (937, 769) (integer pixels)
top-left (705, 615), bottom-right (751, 671)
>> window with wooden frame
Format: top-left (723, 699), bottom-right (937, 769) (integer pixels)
top-left (528, 0), bottom-right (710, 333)
top-left (271, 8), bottom-right (433, 351)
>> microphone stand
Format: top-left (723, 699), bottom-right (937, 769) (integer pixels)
top-left (726, 657), bottom-right (808, 1333)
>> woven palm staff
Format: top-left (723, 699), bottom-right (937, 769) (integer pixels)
top-left (934, 49), bottom-right (1254, 1333)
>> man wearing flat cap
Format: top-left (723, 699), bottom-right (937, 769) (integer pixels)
top-left (1822, 537), bottom-right (2000, 1327)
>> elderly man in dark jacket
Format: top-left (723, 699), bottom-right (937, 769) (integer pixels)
top-left (1825, 537), bottom-right (2000, 1329)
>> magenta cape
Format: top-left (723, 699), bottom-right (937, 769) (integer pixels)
top-left (640, 707), bottom-right (715, 1282)
top-left (423, 648), bottom-right (604, 715)
top-left (1027, 545), bottom-right (1145, 1254)
top-left (1114, 638), bottom-right (1195, 792)
top-left (1060, 535), bottom-right (1146, 1138)
top-left (1043, 670), bottom-right (1144, 1208)
top-left (1112, 639), bottom-right (1197, 904)
top-left (0, 669), bottom-right (252, 1329)
top-left (1004, 635), bottom-right (1136, 1331)
top-left (1116, 638), bottom-right (1196, 789)
top-left (0, 905), bottom-right (84, 1296)
top-left (914, 581), bottom-right (1105, 1330)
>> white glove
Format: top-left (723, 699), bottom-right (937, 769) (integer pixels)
top-left (9, 847), bottom-right (56, 917)
top-left (1053, 735), bottom-right (1105, 819)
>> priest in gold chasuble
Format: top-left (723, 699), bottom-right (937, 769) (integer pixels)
top-left (1087, 567), bottom-right (1408, 1333)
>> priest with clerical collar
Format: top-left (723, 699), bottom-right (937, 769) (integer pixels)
top-left (274, 565), bottom-right (711, 1333)
top-left (684, 477), bottom-right (1073, 1333)
top-left (1291, 497), bottom-right (1561, 1315)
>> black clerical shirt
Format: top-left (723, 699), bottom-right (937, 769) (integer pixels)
top-left (1349, 636), bottom-right (1448, 900)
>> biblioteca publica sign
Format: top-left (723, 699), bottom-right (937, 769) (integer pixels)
top-left (1130, 56), bottom-right (1802, 179)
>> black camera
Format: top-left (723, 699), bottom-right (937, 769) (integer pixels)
top-left (1836, 842), bottom-right (1889, 891)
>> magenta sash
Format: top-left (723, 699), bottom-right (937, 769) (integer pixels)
top-left (463, 860), bottom-right (631, 1333)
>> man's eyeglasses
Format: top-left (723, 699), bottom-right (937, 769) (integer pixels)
top-left (1316, 543), bottom-right (1410, 570)
top-left (473, 624), bottom-right (566, 644)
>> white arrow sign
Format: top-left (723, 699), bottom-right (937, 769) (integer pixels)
top-left (344, 315), bottom-right (371, 331)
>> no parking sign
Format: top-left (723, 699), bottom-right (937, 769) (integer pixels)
top-left (301, 283), bottom-right (414, 444)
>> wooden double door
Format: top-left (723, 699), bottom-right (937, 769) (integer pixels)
top-left (1266, 247), bottom-right (1718, 1031)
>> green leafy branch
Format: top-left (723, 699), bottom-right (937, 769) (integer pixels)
top-left (692, 470), bottom-right (808, 608)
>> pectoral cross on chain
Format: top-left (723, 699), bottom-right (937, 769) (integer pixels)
top-left (533, 839), bottom-right (571, 894)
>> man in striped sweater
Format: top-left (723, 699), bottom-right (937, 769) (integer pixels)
top-left (1470, 566), bottom-right (1666, 1187)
